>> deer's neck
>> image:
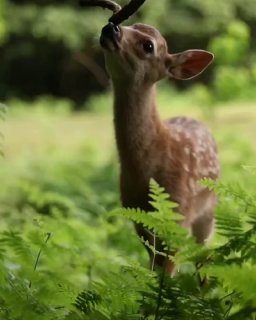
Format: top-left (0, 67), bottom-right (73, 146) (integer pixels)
top-left (113, 80), bottom-right (163, 170)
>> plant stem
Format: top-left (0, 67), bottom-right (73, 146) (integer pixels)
top-left (29, 232), bottom-right (52, 288)
top-left (154, 260), bottom-right (166, 320)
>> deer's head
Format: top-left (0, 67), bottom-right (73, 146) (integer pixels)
top-left (100, 22), bottom-right (213, 84)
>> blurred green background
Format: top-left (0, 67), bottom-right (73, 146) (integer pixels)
top-left (0, 0), bottom-right (255, 174)
top-left (2, 0), bottom-right (256, 105)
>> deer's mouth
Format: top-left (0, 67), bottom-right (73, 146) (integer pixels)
top-left (100, 23), bottom-right (121, 51)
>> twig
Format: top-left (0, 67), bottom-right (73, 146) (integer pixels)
top-left (74, 52), bottom-right (109, 88)
top-left (151, 232), bottom-right (156, 271)
top-left (29, 232), bottom-right (52, 288)
top-left (109, 0), bottom-right (146, 25)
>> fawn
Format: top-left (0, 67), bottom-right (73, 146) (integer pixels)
top-left (81, 0), bottom-right (220, 274)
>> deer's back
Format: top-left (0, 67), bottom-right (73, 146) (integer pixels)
top-left (165, 116), bottom-right (219, 183)
top-left (120, 116), bottom-right (219, 225)
top-left (162, 116), bottom-right (219, 224)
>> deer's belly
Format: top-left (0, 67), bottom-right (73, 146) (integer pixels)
top-left (119, 163), bottom-right (217, 226)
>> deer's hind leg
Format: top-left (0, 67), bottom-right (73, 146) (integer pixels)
top-left (191, 210), bottom-right (215, 244)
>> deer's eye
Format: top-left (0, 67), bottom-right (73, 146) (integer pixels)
top-left (143, 40), bottom-right (154, 54)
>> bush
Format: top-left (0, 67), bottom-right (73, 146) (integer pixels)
top-left (7, 96), bottom-right (74, 117)
top-left (209, 21), bottom-right (250, 66)
top-left (208, 20), bottom-right (256, 102)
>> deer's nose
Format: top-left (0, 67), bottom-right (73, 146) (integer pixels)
top-left (101, 23), bottom-right (121, 40)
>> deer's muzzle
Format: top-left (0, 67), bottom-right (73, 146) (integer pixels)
top-left (100, 22), bottom-right (121, 50)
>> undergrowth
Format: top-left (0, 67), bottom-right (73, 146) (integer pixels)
top-left (1, 102), bottom-right (256, 319)
top-left (0, 169), bottom-right (256, 319)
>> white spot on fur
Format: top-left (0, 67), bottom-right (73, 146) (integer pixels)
top-left (173, 134), bottom-right (181, 142)
top-left (183, 164), bottom-right (189, 172)
top-left (189, 178), bottom-right (196, 191)
top-left (184, 146), bottom-right (190, 155)
top-left (201, 168), bottom-right (209, 176)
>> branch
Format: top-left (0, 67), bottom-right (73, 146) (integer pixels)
top-left (74, 52), bottom-right (109, 88)
top-left (109, 0), bottom-right (146, 25)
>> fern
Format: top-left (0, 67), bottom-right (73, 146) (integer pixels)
top-left (148, 179), bottom-right (178, 214)
top-left (0, 146), bottom-right (256, 319)
top-left (74, 289), bottom-right (102, 315)
top-left (111, 179), bottom-right (206, 267)
top-left (109, 177), bottom-right (256, 319)
top-left (1, 230), bottom-right (33, 263)
top-left (202, 178), bottom-right (256, 210)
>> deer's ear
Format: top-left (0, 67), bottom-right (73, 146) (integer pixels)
top-left (166, 50), bottom-right (214, 80)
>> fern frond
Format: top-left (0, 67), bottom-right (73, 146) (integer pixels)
top-left (74, 289), bottom-right (101, 314)
top-left (148, 179), bottom-right (178, 214)
top-left (206, 264), bottom-right (256, 304)
top-left (0, 230), bottom-right (33, 263)
top-left (215, 211), bottom-right (244, 237)
top-left (111, 180), bottom-right (206, 266)
top-left (202, 179), bottom-right (256, 210)
top-left (140, 275), bottom-right (223, 320)
top-left (110, 206), bottom-right (187, 251)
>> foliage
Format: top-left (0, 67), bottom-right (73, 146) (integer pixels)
top-left (0, 97), bottom-right (255, 318)
top-left (2, 0), bottom-right (256, 105)
top-left (84, 92), bottom-right (112, 113)
top-left (144, 0), bottom-right (235, 37)
top-left (0, 0), bottom-right (7, 44)
top-left (209, 21), bottom-right (250, 66)
top-left (7, 96), bottom-right (74, 116)
top-left (1, 141), bottom-right (256, 320)
top-left (7, 4), bottom-right (107, 51)
top-left (208, 21), bottom-right (256, 102)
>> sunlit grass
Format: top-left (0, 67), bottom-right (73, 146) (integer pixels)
top-left (2, 88), bottom-right (256, 193)
top-left (3, 112), bottom-right (113, 158)
top-left (3, 92), bottom-right (255, 151)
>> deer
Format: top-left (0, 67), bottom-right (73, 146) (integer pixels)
top-left (80, 0), bottom-right (220, 274)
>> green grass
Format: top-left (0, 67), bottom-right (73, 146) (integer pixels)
top-left (3, 89), bottom-right (256, 183)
